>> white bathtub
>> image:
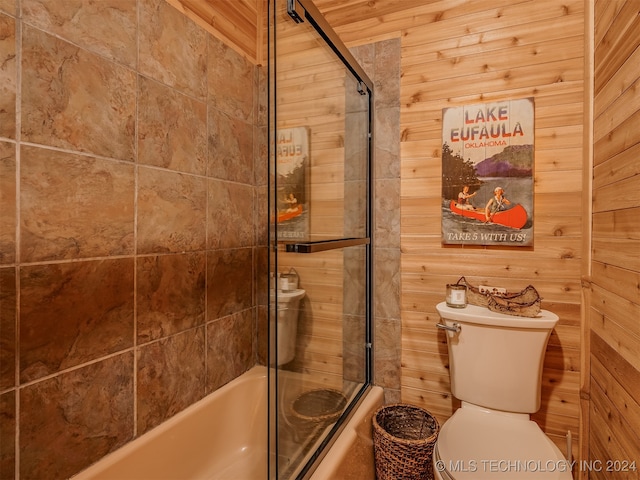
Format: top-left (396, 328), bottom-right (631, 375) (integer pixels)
top-left (73, 366), bottom-right (268, 480)
top-left (73, 365), bottom-right (383, 480)
top-left (309, 383), bottom-right (383, 480)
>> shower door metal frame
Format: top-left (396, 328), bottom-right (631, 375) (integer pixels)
top-left (268, 0), bottom-right (375, 477)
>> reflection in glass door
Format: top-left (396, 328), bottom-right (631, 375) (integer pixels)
top-left (268, 0), bottom-right (373, 478)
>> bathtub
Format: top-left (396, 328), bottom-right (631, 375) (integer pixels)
top-left (309, 383), bottom-right (383, 480)
top-left (73, 365), bottom-right (383, 480)
top-left (73, 366), bottom-right (268, 480)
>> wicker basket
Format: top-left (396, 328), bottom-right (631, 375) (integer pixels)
top-left (455, 276), bottom-right (489, 307)
top-left (455, 276), bottom-right (542, 317)
top-left (486, 284), bottom-right (541, 317)
top-left (373, 404), bottom-right (439, 480)
top-left (290, 388), bottom-right (347, 439)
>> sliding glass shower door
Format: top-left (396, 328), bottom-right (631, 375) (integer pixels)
top-left (268, 0), bottom-right (373, 478)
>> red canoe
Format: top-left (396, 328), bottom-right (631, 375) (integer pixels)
top-left (278, 204), bottom-right (303, 223)
top-left (449, 200), bottom-right (527, 229)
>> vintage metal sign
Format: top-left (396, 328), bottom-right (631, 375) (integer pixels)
top-left (276, 126), bottom-right (309, 241)
top-left (441, 98), bottom-right (534, 247)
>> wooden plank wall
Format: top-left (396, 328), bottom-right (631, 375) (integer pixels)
top-left (272, 1), bottom-right (350, 386)
top-left (171, 1), bottom-right (640, 469)
top-left (166, 0), bottom-right (263, 63)
top-left (314, 0), bottom-right (585, 456)
top-left (590, 0), bottom-right (640, 478)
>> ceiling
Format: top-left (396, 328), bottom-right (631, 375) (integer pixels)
top-left (168, 0), bottom-right (443, 64)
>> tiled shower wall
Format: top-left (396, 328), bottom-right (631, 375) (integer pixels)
top-left (351, 39), bottom-right (402, 402)
top-left (0, 0), bottom-right (265, 478)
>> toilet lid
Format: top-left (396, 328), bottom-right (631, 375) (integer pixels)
top-left (436, 406), bottom-right (573, 479)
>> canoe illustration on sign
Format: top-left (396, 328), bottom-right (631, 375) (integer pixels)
top-left (276, 126), bottom-right (309, 240)
top-left (277, 204), bottom-right (303, 223)
top-left (449, 200), bottom-right (527, 229)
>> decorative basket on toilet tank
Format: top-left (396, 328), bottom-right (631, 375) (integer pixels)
top-left (455, 276), bottom-right (541, 317)
top-left (373, 404), bottom-right (440, 480)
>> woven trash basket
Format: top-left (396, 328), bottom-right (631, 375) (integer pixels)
top-left (373, 404), bottom-right (440, 480)
top-left (291, 388), bottom-right (347, 438)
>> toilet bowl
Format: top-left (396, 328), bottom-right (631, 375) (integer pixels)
top-left (271, 288), bottom-right (305, 365)
top-left (434, 302), bottom-right (573, 479)
top-left (433, 404), bottom-right (572, 479)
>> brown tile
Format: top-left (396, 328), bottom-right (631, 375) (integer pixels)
top-left (343, 314), bottom-right (366, 383)
top-left (0, 14), bottom-right (16, 139)
top-left (0, 0), bottom-right (15, 15)
top-left (344, 110), bottom-right (368, 180)
top-left (138, 0), bottom-right (207, 100)
top-left (255, 246), bottom-right (268, 306)
top-left (374, 38), bottom-right (401, 110)
top-left (137, 167), bottom-right (206, 254)
top-left (0, 142), bottom-right (15, 264)
top-left (255, 185), bottom-right (269, 247)
top-left (374, 317), bottom-right (401, 390)
top-left (350, 43), bottom-right (374, 80)
top-left (0, 391), bottom-right (15, 479)
top-left (255, 66), bottom-right (267, 127)
top-left (207, 179), bottom-right (254, 249)
top-left (208, 35), bottom-right (254, 122)
top-left (0, 267), bottom-right (15, 390)
top-left (256, 305), bottom-right (268, 366)
top-left (344, 247), bottom-right (366, 316)
top-left (137, 253), bottom-right (206, 344)
top-left (344, 178), bottom-right (367, 238)
top-left (20, 146), bottom-right (135, 262)
top-left (254, 125), bottom-right (268, 186)
top-left (207, 248), bottom-right (253, 319)
top-left (22, 0), bottom-right (137, 67)
top-left (136, 328), bottom-right (205, 434)
top-left (383, 388), bottom-right (401, 405)
top-left (208, 107), bottom-right (253, 183)
top-left (21, 26), bottom-right (136, 160)
top-left (138, 76), bottom-right (207, 175)
top-left (20, 259), bottom-right (134, 383)
top-left (206, 309), bottom-right (253, 391)
top-left (20, 354), bottom-right (134, 480)
top-left (375, 106), bottom-right (401, 180)
top-left (374, 247), bottom-right (400, 320)
top-left (375, 178), bottom-right (400, 249)
top-left (373, 39), bottom-right (401, 181)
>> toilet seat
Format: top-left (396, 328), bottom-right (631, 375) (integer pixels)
top-left (434, 404), bottom-right (573, 479)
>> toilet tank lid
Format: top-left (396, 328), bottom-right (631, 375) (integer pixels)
top-left (436, 302), bottom-right (559, 329)
top-left (270, 289), bottom-right (306, 302)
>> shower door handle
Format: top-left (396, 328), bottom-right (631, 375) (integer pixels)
top-left (283, 237), bottom-right (370, 253)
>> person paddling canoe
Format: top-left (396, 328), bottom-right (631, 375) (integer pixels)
top-left (456, 185), bottom-right (477, 211)
top-left (485, 186), bottom-right (511, 223)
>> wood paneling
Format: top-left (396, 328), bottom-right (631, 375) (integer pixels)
top-left (590, 1), bottom-right (640, 476)
top-left (166, 0), bottom-right (263, 63)
top-left (173, 0), bottom-right (640, 472)
top-left (313, 0), bottom-right (585, 464)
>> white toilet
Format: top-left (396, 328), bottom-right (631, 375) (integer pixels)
top-left (272, 288), bottom-right (306, 365)
top-left (433, 302), bottom-right (573, 480)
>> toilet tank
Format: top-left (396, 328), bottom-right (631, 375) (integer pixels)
top-left (436, 302), bottom-right (559, 414)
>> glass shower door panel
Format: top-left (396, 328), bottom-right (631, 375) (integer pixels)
top-left (270, 0), bottom-right (372, 478)
top-left (272, 246), bottom-right (368, 479)
top-left (273, 7), bottom-right (368, 245)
